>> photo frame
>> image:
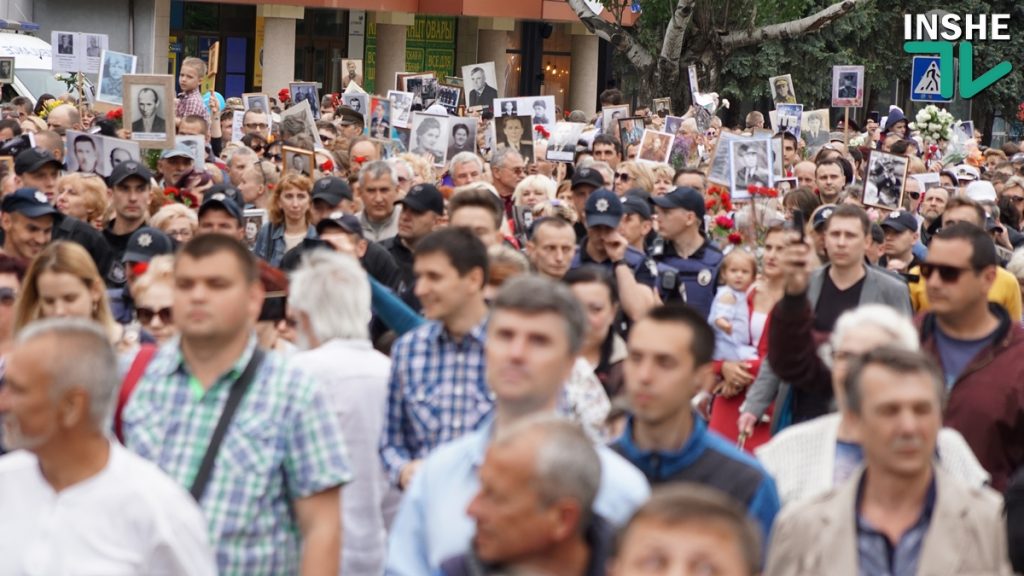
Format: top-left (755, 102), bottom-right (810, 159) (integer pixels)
top-left (231, 110), bottom-right (245, 142)
top-left (367, 96), bottom-right (392, 139)
top-left (282, 145), bottom-right (315, 178)
top-left (637, 129), bottom-right (673, 164)
top-left (801, 109), bottom-right (830, 150)
top-left (51, 31), bottom-right (108, 74)
top-left (770, 103), bottom-right (803, 141)
top-left (436, 84), bottom-right (463, 115)
top-left (729, 138), bottom-right (773, 200)
top-left (707, 132), bottom-right (739, 187)
top-left (831, 65), bottom-right (865, 108)
top-left (618, 117), bottom-right (646, 149)
top-left (461, 62), bottom-right (499, 110)
top-left (342, 92), bottom-right (369, 126)
top-left (289, 82), bottom-right (321, 120)
top-left (409, 113), bottom-right (449, 167)
top-left (0, 57), bottom-right (13, 84)
top-left (96, 50), bottom-right (138, 108)
top-left (242, 93), bottom-right (270, 115)
top-left (957, 120), bottom-right (975, 141)
top-left (403, 73), bottom-right (439, 107)
top-left (206, 41), bottom-right (220, 77)
top-left (546, 122), bottom-right (584, 163)
top-left (280, 100), bottom-right (322, 147)
top-left (862, 149), bottom-right (909, 211)
top-left (387, 90), bottom-right (414, 130)
top-left (492, 114), bottom-right (534, 162)
top-left (103, 138), bottom-right (141, 176)
top-left (602, 104), bottom-right (630, 135)
top-left (652, 98), bottom-right (672, 118)
top-left (64, 130), bottom-right (105, 175)
top-left (768, 74), bottom-right (797, 105)
top-left (242, 208), bottom-right (267, 251)
top-left (662, 115), bottom-right (684, 135)
top-left (447, 117), bottom-right (478, 158)
top-left (123, 74), bottom-right (174, 148)
top-left (770, 136), bottom-right (785, 180)
top-left (340, 59), bottom-right (364, 87)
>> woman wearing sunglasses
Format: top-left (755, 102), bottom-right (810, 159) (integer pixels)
top-left (131, 256), bottom-right (176, 344)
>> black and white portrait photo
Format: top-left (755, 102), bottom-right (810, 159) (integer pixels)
top-left (243, 209), bottom-right (266, 251)
top-left (602, 104), bottom-right (630, 136)
top-left (652, 98), bottom-right (672, 118)
top-left (403, 74), bottom-right (438, 107)
top-left (57, 33), bottom-right (74, 55)
top-left (494, 115), bottom-right (533, 161)
top-left (290, 83), bottom-right (320, 120)
top-left (124, 75), bottom-right (174, 147)
top-left (832, 65), bottom-right (864, 108)
top-left (801, 109), bottom-right (830, 150)
top-left (0, 58), bottom-right (13, 84)
top-left (96, 50), bottom-right (137, 106)
top-left (345, 93), bottom-right (368, 115)
top-left (387, 90), bottom-right (414, 130)
top-left (410, 113), bottom-right (448, 167)
top-left (729, 138), bottom-right (772, 198)
top-left (131, 87), bottom-right (166, 134)
top-left (436, 84), bottom-right (462, 115)
top-left (283, 146), bottom-right (315, 178)
top-left (447, 118), bottom-right (477, 158)
top-left (461, 62), bottom-right (499, 111)
top-left (86, 35), bottom-right (102, 57)
top-left (243, 93), bottom-right (270, 114)
top-left (65, 131), bottom-right (103, 175)
top-left (546, 122), bottom-right (584, 163)
top-left (280, 100), bottom-right (322, 147)
top-left (499, 100), bottom-right (518, 117)
top-left (769, 74), bottom-right (797, 105)
top-left (341, 59), bottom-right (363, 87)
top-left (104, 140), bottom-right (140, 176)
top-left (771, 103), bottom-right (803, 141)
top-left (863, 150), bottom-right (909, 210)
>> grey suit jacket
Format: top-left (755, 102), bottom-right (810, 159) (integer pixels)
top-left (765, 468), bottom-right (1012, 576)
top-left (807, 264), bottom-right (913, 316)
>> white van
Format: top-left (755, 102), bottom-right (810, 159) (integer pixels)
top-left (0, 32), bottom-right (73, 104)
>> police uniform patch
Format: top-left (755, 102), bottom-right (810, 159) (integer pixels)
top-left (595, 199), bottom-right (609, 212)
top-left (109, 261), bottom-right (126, 284)
top-left (137, 233), bottom-right (153, 248)
top-left (697, 269), bottom-right (712, 286)
top-left (33, 191), bottom-right (47, 204)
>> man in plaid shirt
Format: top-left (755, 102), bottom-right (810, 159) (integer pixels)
top-left (122, 235), bottom-right (352, 576)
top-left (176, 56), bottom-right (210, 122)
top-left (380, 227), bottom-right (493, 490)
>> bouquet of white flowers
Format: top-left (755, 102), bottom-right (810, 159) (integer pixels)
top-left (909, 105), bottom-right (954, 145)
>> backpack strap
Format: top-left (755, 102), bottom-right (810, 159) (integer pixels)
top-left (114, 343), bottom-right (158, 443)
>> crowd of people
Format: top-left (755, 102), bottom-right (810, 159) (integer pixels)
top-left (0, 60), bottom-right (1021, 576)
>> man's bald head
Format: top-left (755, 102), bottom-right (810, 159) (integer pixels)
top-left (46, 104), bottom-right (82, 136)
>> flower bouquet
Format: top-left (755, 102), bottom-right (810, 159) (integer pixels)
top-left (909, 105), bottom-right (954, 145)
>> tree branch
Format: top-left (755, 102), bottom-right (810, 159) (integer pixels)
top-left (566, 0), bottom-right (655, 69)
top-left (720, 0), bottom-right (864, 51)
top-left (659, 0), bottom-right (697, 63)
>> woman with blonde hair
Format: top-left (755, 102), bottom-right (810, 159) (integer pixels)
top-left (131, 255), bottom-right (176, 344)
top-left (254, 172), bottom-right (316, 267)
top-left (649, 163), bottom-right (675, 196)
top-left (14, 241), bottom-right (125, 347)
top-left (614, 161), bottom-right (655, 195)
top-left (55, 173), bottom-right (108, 229)
top-left (513, 175), bottom-right (556, 209)
top-left (397, 152), bottom-right (435, 186)
top-left (150, 203), bottom-right (198, 244)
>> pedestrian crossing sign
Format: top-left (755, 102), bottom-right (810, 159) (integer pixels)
top-left (911, 56), bottom-right (952, 102)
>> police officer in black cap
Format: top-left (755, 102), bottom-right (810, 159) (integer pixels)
top-left (569, 167), bottom-right (605, 240)
top-left (103, 160), bottom-right (154, 288)
top-left (107, 226), bottom-right (174, 326)
top-left (649, 186), bottom-right (724, 319)
top-left (0, 188), bottom-right (59, 261)
top-left (197, 189), bottom-right (246, 240)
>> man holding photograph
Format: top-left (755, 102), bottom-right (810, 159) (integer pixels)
top-left (132, 87), bottom-right (166, 134)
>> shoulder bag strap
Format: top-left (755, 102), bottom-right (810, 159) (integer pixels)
top-left (114, 344), bottom-right (158, 443)
top-left (189, 348), bottom-right (266, 502)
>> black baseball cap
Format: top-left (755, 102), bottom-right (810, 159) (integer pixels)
top-left (812, 204), bottom-right (836, 230)
top-left (621, 193), bottom-right (652, 219)
top-left (336, 107), bottom-right (364, 127)
top-left (312, 176), bottom-right (353, 206)
top-left (14, 148), bottom-right (61, 175)
top-left (123, 226), bottom-right (174, 263)
top-left (204, 184), bottom-right (244, 208)
top-left (650, 186), bottom-right (706, 220)
top-left (1, 188), bottom-right (59, 218)
top-left (108, 160), bottom-right (153, 187)
top-left (571, 166), bottom-right (605, 190)
top-left (396, 183), bottom-right (445, 215)
top-left (879, 210), bottom-right (918, 234)
top-left (316, 211), bottom-right (363, 236)
top-left (584, 188), bottom-right (623, 229)
top-left (198, 191), bottom-right (244, 225)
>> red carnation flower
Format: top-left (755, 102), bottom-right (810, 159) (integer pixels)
top-left (705, 198), bottom-right (716, 209)
top-left (715, 215), bottom-right (734, 229)
top-left (278, 88), bottom-right (291, 104)
top-left (728, 232), bottom-right (743, 245)
top-left (106, 108), bottom-right (123, 120)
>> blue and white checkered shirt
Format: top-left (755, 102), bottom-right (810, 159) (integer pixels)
top-left (380, 317), bottom-right (493, 484)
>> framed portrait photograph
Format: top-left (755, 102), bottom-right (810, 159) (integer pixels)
top-left (231, 110), bottom-right (245, 143)
top-left (403, 73), bottom-right (438, 107)
top-left (862, 150), bottom-right (909, 211)
top-left (832, 65), bottom-right (865, 108)
top-left (409, 113), bottom-right (449, 167)
top-left (96, 50), bottom-right (138, 108)
top-left (387, 90), bottom-right (414, 130)
top-left (770, 103), bottom-right (803, 141)
top-left (242, 208), bottom-right (266, 251)
top-left (637, 129), bottom-right (673, 164)
top-left (243, 92), bottom-right (270, 114)
top-left (282, 146), bottom-right (315, 178)
top-left (770, 136), bottom-right (785, 179)
top-left (342, 92), bottom-right (369, 121)
top-left (801, 108), bottom-right (830, 150)
top-left (65, 131), bottom-right (104, 175)
top-left (493, 114), bottom-right (534, 162)
top-left (618, 117), bottom-right (646, 149)
top-left (367, 97), bottom-right (392, 139)
top-left (769, 74), bottom-right (797, 105)
top-left (206, 41), bottom-right (220, 77)
top-left (447, 117), bottom-right (477, 158)
top-left (707, 132), bottom-right (739, 186)
top-left (280, 100), bottom-right (322, 147)
top-left (602, 104), bottom-right (630, 135)
top-left (102, 137), bottom-right (140, 176)
top-left (957, 120), bottom-right (975, 141)
top-left (0, 57), bottom-right (13, 84)
top-left (123, 74), bottom-right (174, 148)
top-left (461, 62), bottom-right (499, 111)
top-left (546, 122), bottom-right (584, 163)
top-left (652, 98), bottom-right (672, 118)
top-left (662, 115), bottom-right (685, 135)
top-left (729, 138), bottom-right (772, 200)
top-left (341, 59), bottom-right (364, 87)
top-left (289, 82), bottom-right (321, 120)
top-left (436, 84), bottom-right (462, 115)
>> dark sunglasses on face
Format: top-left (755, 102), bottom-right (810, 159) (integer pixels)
top-left (0, 287), bottom-right (16, 306)
top-left (919, 262), bottom-right (975, 283)
top-left (908, 191), bottom-right (921, 200)
top-left (136, 306), bottom-right (173, 326)
top-left (616, 173), bottom-right (632, 182)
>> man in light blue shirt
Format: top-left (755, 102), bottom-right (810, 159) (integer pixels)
top-left (386, 275), bottom-right (650, 576)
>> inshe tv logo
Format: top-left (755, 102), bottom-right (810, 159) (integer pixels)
top-left (903, 13), bottom-right (1013, 99)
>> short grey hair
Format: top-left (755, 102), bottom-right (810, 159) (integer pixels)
top-left (492, 274), bottom-right (586, 356)
top-left (843, 346), bottom-right (945, 415)
top-left (490, 146), bottom-right (523, 170)
top-left (288, 250), bottom-right (371, 342)
top-left (494, 414), bottom-right (601, 532)
top-left (450, 151), bottom-right (484, 173)
top-left (359, 159), bottom-right (398, 187)
top-left (16, 318), bottom-right (118, 430)
top-left (828, 304), bottom-right (919, 366)
top-left (227, 145), bottom-right (258, 163)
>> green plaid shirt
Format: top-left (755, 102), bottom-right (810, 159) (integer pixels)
top-left (122, 335), bottom-right (352, 576)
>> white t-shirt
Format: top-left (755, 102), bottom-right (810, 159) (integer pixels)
top-left (0, 442), bottom-right (216, 576)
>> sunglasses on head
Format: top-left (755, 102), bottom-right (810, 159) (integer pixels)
top-left (0, 287), bottom-right (16, 306)
top-left (918, 262), bottom-right (975, 283)
top-left (136, 306), bottom-right (172, 326)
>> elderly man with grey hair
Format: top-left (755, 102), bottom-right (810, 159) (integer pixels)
top-left (290, 250), bottom-right (391, 576)
top-left (438, 415), bottom-right (612, 575)
top-left (356, 160), bottom-right (401, 242)
top-left (449, 151), bottom-right (486, 187)
top-left (226, 145), bottom-right (259, 187)
top-left (0, 318), bottom-right (216, 574)
top-left (489, 146), bottom-right (526, 219)
top-left (386, 275), bottom-right (649, 576)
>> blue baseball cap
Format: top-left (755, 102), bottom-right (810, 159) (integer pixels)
top-left (1, 188), bottom-right (58, 219)
top-left (584, 188), bottom-right (623, 229)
